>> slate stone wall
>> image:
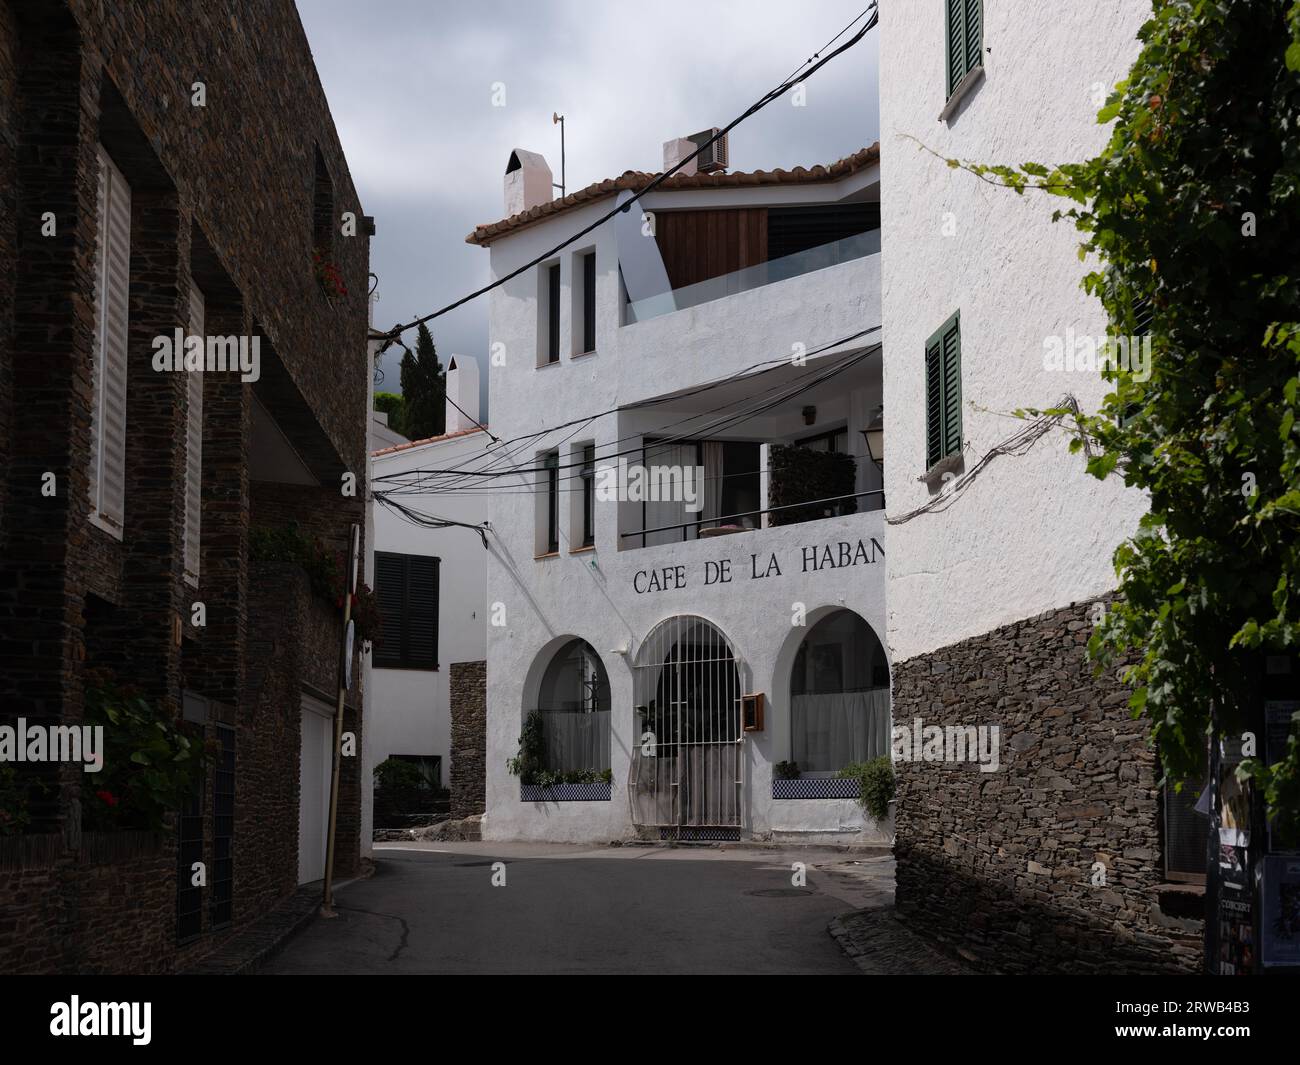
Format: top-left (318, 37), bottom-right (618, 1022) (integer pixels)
top-left (892, 598), bottom-right (1204, 974)
top-left (450, 661), bottom-right (487, 821)
top-left (0, 0), bottom-right (369, 972)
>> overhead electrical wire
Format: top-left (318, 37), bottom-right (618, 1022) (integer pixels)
top-left (379, 343), bottom-right (879, 497)
top-left (370, 3), bottom-right (879, 348)
top-left (374, 326), bottom-right (879, 491)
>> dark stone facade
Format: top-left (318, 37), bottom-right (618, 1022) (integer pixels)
top-left (892, 598), bottom-right (1204, 974)
top-left (449, 661), bottom-right (487, 821)
top-left (0, 1), bottom-right (370, 972)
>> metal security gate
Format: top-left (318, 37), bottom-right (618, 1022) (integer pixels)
top-left (630, 616), bottom-right (744, 837)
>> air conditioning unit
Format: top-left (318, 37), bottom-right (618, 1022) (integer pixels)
top-left (688, 127), bottom-right (728, 173)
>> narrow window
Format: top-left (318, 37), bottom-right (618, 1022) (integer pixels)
top-left (374, 552), bottom-right (441, 669)
top-left (924, 312), bottom-right (963, 470)
top-left (582, 251), bottom-right (596, 354)
top-left (90, 145), bottom-right (131, 537)
top-left (209, 723), bottom-right (235, 929)
top-left (546, 262), bottom-right (561, 364)
top-left (581, 444), bottom-right (596, 547)
top-left (546, 451), bottom-right (560, 552)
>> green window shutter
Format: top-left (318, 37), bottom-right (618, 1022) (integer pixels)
top-left (925, 336), bottom-right (944, 470)
top-left (945, 0), bottom-right (983, 99)
top-left (964, 0), bottom-right (983, 82)
top-left (945, 0), bottom-right (965, 97)
top-left (941, 316), bottom-right (963, 458)
top-left (925, 312), bottom-right (963, 469)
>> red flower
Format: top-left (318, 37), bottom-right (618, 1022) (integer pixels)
top-left (96, 790), bottom-right (118, 807)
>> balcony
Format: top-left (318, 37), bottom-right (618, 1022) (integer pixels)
top-left (625, 228), bottom-right (880, 325)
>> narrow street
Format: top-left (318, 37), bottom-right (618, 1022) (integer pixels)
top-left (264, 844), bottom-right (894, 975)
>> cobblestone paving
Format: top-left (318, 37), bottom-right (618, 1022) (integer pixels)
top-left (817, 855), bottom-right (979, 975)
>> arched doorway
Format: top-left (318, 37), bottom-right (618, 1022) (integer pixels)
top-left (788, 609), bottom-right (890, 776)
top-left (531, 638), bottom-right (612, 776)
top-left (630, 615), bottom-right (743, 833)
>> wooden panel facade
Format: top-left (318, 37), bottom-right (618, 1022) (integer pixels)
top-left (653, 207), bottom-right (769, 291)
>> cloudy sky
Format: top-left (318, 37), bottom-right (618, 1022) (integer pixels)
top-left (295, 0), bottom-right (880, 413)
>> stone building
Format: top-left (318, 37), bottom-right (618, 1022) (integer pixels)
top-left (0, 0), bottom-right (371, 973)
top-left (878, 0), bottom-right (1202, 972)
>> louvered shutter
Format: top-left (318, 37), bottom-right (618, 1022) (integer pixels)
top-left (183, 284), bottom-right (204, 584)
top-left (964, 0), bottom-right (983, 80)
top-left (946, 0), bottom-right (983, 99)
top-left (405, 556), bottom-right (439, 668)
top-left (946, 0), bottom-right (965, 97)
top-left (925, 312), bottom-right (962, 469)
top-left (373, 552), bottom-right (405, 667)
top-left (925, 337), bottom-right (944, 470)
top-left (941, 318), bottom-right (963, 458)
top-left (91, 145), bottom-right (131, 536)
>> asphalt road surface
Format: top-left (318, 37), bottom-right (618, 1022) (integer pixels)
top-left (262, 842), bottom-right (884, 974)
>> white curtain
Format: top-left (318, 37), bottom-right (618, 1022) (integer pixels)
top-left (643, 442), bottom-right (696, 546)
top-left (541, 710), bottom-right (612, 773)
top-left (791, 689), bottom-right (890, 773)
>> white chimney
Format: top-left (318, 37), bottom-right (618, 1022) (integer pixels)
top-left (504, 149), bottom-right (553, 216)
top-left (445, 355), bottom-right (481, 432)
top-left (662, 137), bottom-right (698, 177)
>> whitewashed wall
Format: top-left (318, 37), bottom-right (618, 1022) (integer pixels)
top-left (370, 430), bottom-right (490, 788)
top-left (480, 169), bottom-right (889, 841)
top-left (879, 0), bottom-right (1149, 662)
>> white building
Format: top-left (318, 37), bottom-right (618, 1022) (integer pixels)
top-left (877, 0), bottom-right (1200, 973)
top-left (366, 360), bottom-right (490, 796)
top-left (470, 136), bottom-right (890, 843)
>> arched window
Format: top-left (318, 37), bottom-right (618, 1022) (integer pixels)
top-left (532, 639), bottom-right (611, 774)
top-left (789, 610), bottom-right (890, 775)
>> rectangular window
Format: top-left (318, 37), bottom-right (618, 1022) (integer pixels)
top-left (184, 284), bottom-right (204, 586)
top-left (924, 312), bottom-right (963, 471)
top-left (545, 451), bottom-right (560, 552)
top-left (545, 262), bottom-right (561, 364)
top-left (90, 145), bottom-right (131, 538)
top-left (580, 444), bottom-right (596, 547)
top-left (945, 0), bottom-right (983, 100)
top-left (374, 551), bottom-right (441, 669)
top-left (581, 251), bottom-right (596, 354)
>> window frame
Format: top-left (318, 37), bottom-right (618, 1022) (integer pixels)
top-left (580, 443), bottom-right (596, 548)
top-left (545, 451), bottom-right (560, 553)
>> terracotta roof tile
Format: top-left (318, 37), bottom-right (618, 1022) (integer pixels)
top-left (466, 143), bottom-right (880, 246)
top-left (371, 425), bottom-right (488, 458)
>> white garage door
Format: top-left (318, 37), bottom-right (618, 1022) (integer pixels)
top-left (298, 695), bottom-right (334, 885)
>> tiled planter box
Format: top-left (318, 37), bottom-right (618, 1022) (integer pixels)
top-left (772, 778), bottom-right (861, 800)
top-left (520, 781), bottom-right (612, 802)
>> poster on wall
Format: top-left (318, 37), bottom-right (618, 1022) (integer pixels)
top-left (1260, 855), bottom-right (1300, 969)
top-left (1216, 846), bottom-right (1254, 975)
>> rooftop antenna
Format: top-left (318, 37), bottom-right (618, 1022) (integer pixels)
top-left (552, 112), bottom-right (566, 199)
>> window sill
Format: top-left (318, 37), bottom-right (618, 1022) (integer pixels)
top-left (569, 544), bottom-right (596, 555)
top-left (772, 778), bottom-right (861, 800)
top-left (938, 64), bottom-right (983, 122)
top-left (88, 511), bottom-right (124, 542)
top-left (571, 348), bottom-right (597, 360)
top-left (521, 781), bottom-right (612, 802)
top-left (534, 550), bottom-right (560, 561)
top-left (535, 358), bottom-right (562, 370)
top-left (918, 449), bottom-right (964, 484)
